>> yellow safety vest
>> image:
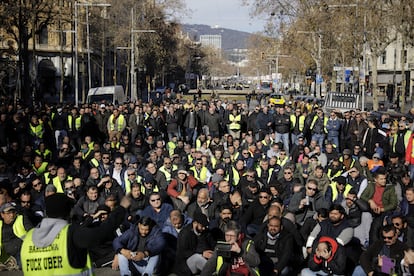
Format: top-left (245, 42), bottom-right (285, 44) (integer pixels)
top-left (187, 154), bottom-right (194, 166)
top-left (256, 167), bottom-right (274, 184)
top-left (167, 141), bottom-right (176, 157)
top-left (75, 116), bottom-right (82, 130)
top-left (392, 130), bottom-right (412, 152)
top-left (21, 224), bottom-right (93, 276)
top-left (108, 114), bottom-right (125, 132)
top-left (327, 168), bottom-right (343, 180)
top-left (215, 239), bottom-right (259, 276)
top-left (0, 215), bottom-right (27, 250)
top-left (224, 167), bottom-right (240, 187)
top-left (140, 185), bottom-right (159, 195)
top-left (30, 123), bottom-right (44, 139)
top-left (32, 162), bottom-right (49, 176)
top-left (228, 114), bottom-right (241, 130)
top-left (329, 182), bottom-right (352, 202)
top-left (35, 149), bottom-right (52, 161)
top-left (290, 114), bottom-right (305, 132)
top-left (190, 166), bottom-right (208, 183)
top-left (310, 115), bottom-right (328, 133)
top-left (52, 176), bottom-right (73, 194)
top-left (159, 165), bottom-right (177, 182)
top-left (89, 158), bottom-right (99, 168)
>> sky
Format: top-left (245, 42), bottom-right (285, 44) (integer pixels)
top-left (182, 0), bottom-right (266, 33)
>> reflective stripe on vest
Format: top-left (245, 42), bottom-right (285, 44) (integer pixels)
top-left (75, 116), bottom-right (82, 130)
top-left (229, 114), bottom-right (241, 130)
top-left (0, 215), bottom-right (27, 251)
top-left (256, 167), bottom-right (274, 184)
top-left (109, 114), bottom-right (125, 132)
top-left (310, 115), bottom-right (328, 133)
top-left (52, 176), bottom-right (73, 194)
top-left (330, 182), bottom-right (352, 201)
top-left (30, 124), bottom-right (43, 138)
top-left (159, 165), bottom-right (177, 182)
top-left (190, 166), bottom-right (208, 183)
top-left (33, 162), bottom-right (49, 176)
top-left (21, 224), bottom-right (93, 276)
top-left (327, 168), bottom-right (343, 180)
top-left (290, 114), bottom-right (305, 132)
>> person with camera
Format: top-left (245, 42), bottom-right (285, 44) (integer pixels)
top-left (301, 236), bottom-right (346, 276)
top-left (201, 220), bottom-right (260, 276)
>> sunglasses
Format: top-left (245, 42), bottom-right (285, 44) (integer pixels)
top-left (307, 187), bottom-right (318, 191)
top-left (150, 198), bottom-right (161, 202)
top-left (383, 236), bottom-right (394, 240)
top-left (259, 196), bottom-right (268, 199)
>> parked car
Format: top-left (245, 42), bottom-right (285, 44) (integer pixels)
top-left (268, 93), bottom-right (286, 106)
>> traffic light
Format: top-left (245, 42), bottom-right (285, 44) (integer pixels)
top-left (261, 52), bottom-right (265, 60)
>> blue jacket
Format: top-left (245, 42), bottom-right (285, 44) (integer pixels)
top-left (326, 119), bottom-right (342, 137)
top-left (113, 224), bottom-right (166, 256)
top-left (141, 203), bottom-right (173, 226)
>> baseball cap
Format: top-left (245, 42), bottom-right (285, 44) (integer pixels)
top-left (0, 203), bottom-right (16, 213)
top-left (373, 153), bottom-right (381, 159)
top-left (100, 104), bottom-right (106, 108)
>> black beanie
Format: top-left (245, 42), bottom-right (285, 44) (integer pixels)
top-left (45, 193), bottom-right (73, 219)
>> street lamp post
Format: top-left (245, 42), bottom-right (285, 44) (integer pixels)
top-left (74, 1), bottom-right (110, 106)
top-left (129, 8), bottom-right (156, 102)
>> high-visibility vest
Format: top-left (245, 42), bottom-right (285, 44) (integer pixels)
top-left (140, 185), bottom-right (159, 195)
top-left (228, 114), bottom-right (241, 130)
top-left (327, 168), bottom-right (343, 180)
top-left (0, 215), bottom-right (27, 248)
top-left (35, 149), bottom-right (52, 161)
top-left (21, 224), bottom-right (93, 276)
top-left (89, 158), bottom-right (99, 168)
top-left (310, 115), bottom-right (328, 133)
top-left (81, 148), bottom-right (93, 160)
top-left (30, 123), bottom-right (44, 138)
top-left (329, 182), bottom-right (352, 202)
top-left (215, 239), bottom-right (259, 276)
top-left (392, 130), bottom-right (412, 152)
top-left (256, 167), bottom-right (274, 184)
top-left (290, 114), bottom-right (305, 132)
top-left (159, 165), bottom-right (177, 182)
top-left (32, 162), bottom-right (49, 176)
top-left (190, 166), bottom-right (208, 183)
top-left (277, 157), bottom-right (289, 168)
top-left (108, 114), bottom-right (125, 132)
top-left (187, 154), bottom-right (194, 166)
top-left (52, 176), bottom-right (73, 194)
top-left (224, 167), bottom-right (240, 187)
top-left (196, 139), bottom-right (210, 150)
top-left (167, 141), bottom-right (176, 157)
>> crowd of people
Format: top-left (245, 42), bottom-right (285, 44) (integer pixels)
top-left (2, 94), bottom-right (414, 275)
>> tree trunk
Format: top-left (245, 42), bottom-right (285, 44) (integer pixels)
top-left (371, 53), bottom-right (379, 111)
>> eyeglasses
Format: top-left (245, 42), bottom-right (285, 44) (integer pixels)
top-left (164, 162), bottom-right (171, 165)
top-left (21, 201), bottom-right (30, 204)
top-left (259, 196), bottom-right (268, 199)
top-left (284, 172), bottom-right (292, 175)
top-left (383, 235), bottom-right (394, 240)
top-left (246, 175), bottom-right (254, 178)
top-left (242, 152), bottom-right (249, 155)
top-left (150, 198), bottom-right (161, 202)
top-left (115, 162), bottom-right (122, 165)
top-left (307, 187), bottom-right (318, 191)
top-left (128, 173), bottom-right (136, 176)
top-left (102, 157), bottom-right (110, 159)
top-left (195, 163), bottom-right (202, 165)
top-left (280, 153), bottom-right (286, 155)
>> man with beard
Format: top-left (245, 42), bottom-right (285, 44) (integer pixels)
top-left (174, 213), bottom-right (216, 276)
top-left (306, 204), bottom-right (355, 267)
top-left (254, 216), bottom-right (294, 275)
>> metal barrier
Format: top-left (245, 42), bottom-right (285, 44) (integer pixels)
top-left (324, 92), bottom-right (360, 111)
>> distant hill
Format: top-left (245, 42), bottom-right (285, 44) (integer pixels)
top-left (181, 24), bottom-right (251, 50)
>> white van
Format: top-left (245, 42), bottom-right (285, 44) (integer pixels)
top-left (86, 85), bottom-right (126, 105)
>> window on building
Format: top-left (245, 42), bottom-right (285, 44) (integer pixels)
top-left (39, 25), bottom-right (48, 45)
top-left (380, 50), bottom-right (386, 64)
